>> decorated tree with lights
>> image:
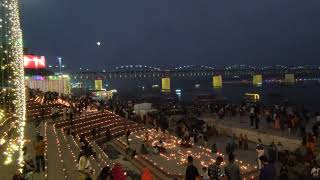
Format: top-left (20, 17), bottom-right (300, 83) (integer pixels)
top-left (0, 0), bottom-right (26, 167)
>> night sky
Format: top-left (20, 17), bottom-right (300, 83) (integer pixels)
top-left (21, 0), bottom-right (320, 69)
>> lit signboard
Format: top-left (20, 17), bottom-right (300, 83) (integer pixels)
top-left (24, 55), bottom-right (46, 69)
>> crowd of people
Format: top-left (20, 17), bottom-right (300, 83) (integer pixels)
top-left (14, 89), bottom-right (320, 180)
top-left (196, 102), bottom-right (320, 139)
top-left (186, 154), bottom-right (243, 180)
top-left (107, 94), bottom-right (320, 179)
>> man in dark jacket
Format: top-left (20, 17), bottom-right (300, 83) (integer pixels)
top-left (267, 144), bottom-right (277, 163)
top-left (259, 156), bottom-right (276, 180)
top-left (225, 153), bottom-right (241, 180)
top-left (185, 156), bottom-right (199, 180)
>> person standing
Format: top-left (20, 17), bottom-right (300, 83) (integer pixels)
top-left (267, 143), bottom-right (277, 164)
top-left (265, 109), bottom-right (272, 128)
top-left (13, 170), bottom-right (24, 180)
top-left (231, 134), bottom-right (237, 150)
top-left (203, 135), bottom-right (208, 148)
top-left (201, 167), bottom-right (210, 180)
top-left (68, 106), bottom-right (73, 120)
top-left (97, 166), bottom-right (111, 180)
top-left (40, 107), bottom-right (45, 120)
top-left (78, 151), bottom-right (93, 180)
top-left (22, 146), bottom-right (35, 177)
top-left (250, 106), bottom-right (255, 127)
top-left (255, 113), bottom-right (260, 129)
top-left (111, 163), bottom-right (126, 180)
top-left (51, 107), bottom-right (56, 121)
top-left (274, 114), bottom-right (281, 129)
top-left (185, 156), bottom-right (200, 180)
top-left (208, 156), bottom-right (224, 180)
top-left (211, 143), bottom-right (217, 154)
top-left (238, 134), bottom-right (243, 149)
top-left (243, 134), bottom-right (249, 150)
top-left (125, 128), bottom-right (131, 145)
top-left (34, 136), bottom-right (45, 172)
top-left (225, 154), bottom-right (241, 180)
top-left (141, 167), bottom-right (153, 180)
top-left (311, 162), bottom-right (320, 179)
top-left (63, 106), bottom-right (67, 120)
top-left (259, 156), bottom-right (276, 180)
top-left (256, 145), bottom-right (265, 170)
top-left (279, 163), bottom-right (289, 180)
top-left (105, 128), bottom-right (111, 142)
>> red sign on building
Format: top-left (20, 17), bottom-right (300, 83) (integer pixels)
top-left (24, 55), bottom-right (46, 69)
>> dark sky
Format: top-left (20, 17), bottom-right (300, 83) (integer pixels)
top-left (21, 0), bottom-right (320, 69)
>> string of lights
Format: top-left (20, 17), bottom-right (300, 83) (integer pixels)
top-left (0, 0), bottom-right (26, 167)
top-left (44, 122), bottom-right (48, 179)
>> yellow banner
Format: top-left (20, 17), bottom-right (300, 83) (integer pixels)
top-left (253, 75), bottom-right (262, 86)
top-left (213, 75), bottom-right (222, 88)
top-left (285, 74), bottom-right (295, 84)
top-left (95, 80), bottom-right (103, 90)
top-left (162, 78), bottom-right (170, 90)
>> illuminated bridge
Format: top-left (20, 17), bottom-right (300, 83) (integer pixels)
top-left (71, 65), bottom-right (320, 81)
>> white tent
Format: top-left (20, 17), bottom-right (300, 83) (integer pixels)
top-left (133, 103), bottom-right (157, 117)
top-left (134, 103), bottom-right (152, 112)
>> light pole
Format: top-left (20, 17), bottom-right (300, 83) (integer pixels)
top-left (58, 57), bottom-right (62, 73)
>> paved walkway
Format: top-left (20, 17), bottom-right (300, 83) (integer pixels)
top-left (200, 113), bottom-right (307, 140)
top-left (200, 113), bottom-right (308, 180)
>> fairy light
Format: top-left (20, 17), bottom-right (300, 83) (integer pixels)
top-left (53, 124), bottom-right (68, 179)
top-left (0, 117), bottom-right (17, 146)
top-left (0, 109), bottom-right (4, 122)
top-left (52, 110), bottom-right (140, 172)
top-left (26, 99), bottom-right (66, 120)
top-left (1, 0), bottom-right (26, 167)
top-left (116, 129), bottom-right (256, 178)
top-left (60, 128), bottom-right (79, 167)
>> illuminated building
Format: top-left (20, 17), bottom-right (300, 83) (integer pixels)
top-left (24, 75), bottom-right (71, 95)
top-left (23, 54), bottom-right (71, 94)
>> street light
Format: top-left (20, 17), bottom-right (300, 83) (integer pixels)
top-left (58, 57), bottom-right (62, 73)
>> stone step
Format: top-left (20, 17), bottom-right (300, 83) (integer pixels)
top-left (47, 124), bottom-right (66, 180)
top-left (112, 140), bottom-right (173, 180)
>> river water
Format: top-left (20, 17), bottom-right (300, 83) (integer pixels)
top-left (107, 78), bottom-right (320, 112)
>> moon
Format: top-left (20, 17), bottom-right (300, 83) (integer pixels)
top-left (97, 41), bottom-right (101, 46)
